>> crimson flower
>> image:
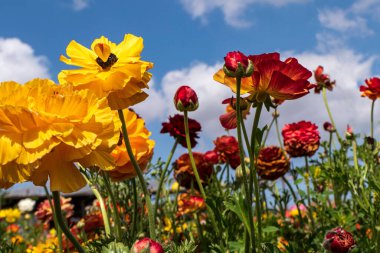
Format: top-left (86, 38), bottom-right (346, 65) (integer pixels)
top-left (224, 51), bottom-right (249, 72)
top-left (213, 135), bottom-right (241, 169)
top-left (257, 146), bottom-right (290, 180)
top-left (360, 77), bottom-right (380, 100)
top-left (174, 85), bottom-right (199, 112)
top-left (314, 66), bottom-right (335, 94)
top-left (282, 121), bottom-right (320, 157)
top-left (160, 114), bottom-right (201, 148)
top-left (214, 52), bottom-right (313, 103)
top-left (219, 98), bottom-right (250, 130)
top-left (323, 227), bottom-right (356, 253)
top-left (132, 238), bottom-right (164, 253)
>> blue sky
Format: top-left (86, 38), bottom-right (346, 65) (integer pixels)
top-left (1, 0), bottom-right (380, 180)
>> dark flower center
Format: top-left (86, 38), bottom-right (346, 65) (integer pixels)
top-left (96, 53), bottom-right (118, 70)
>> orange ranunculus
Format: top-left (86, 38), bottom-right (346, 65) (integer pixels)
top-left (174, 152), bottom-right (213, 189)
top-left (257, 146), bottom-right (290, 180)
top-left (0, 79), bottom-right (120, 193)
top-left (282, 121), bottom-right (320, 158)
top-left (177, 192), bottom-right (206, 217)
top-left (108, 109), bottom-right (155, 181)
top-left (58, 34), bottom-right (153, 110)
top-left (219, 97), bottom-right (250, 130)
top-left (360, 77), bottom-right (380, 100)
top-left (214, 52), bottom-right (313, 102)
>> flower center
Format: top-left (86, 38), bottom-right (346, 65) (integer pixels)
top-left (96, 53), bottom-right (118, 70)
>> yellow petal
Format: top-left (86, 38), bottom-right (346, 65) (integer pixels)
top-left (60, 40), bottom-right (97, 68)
top-left (93, 43), bottom-right (111, 62)
top-left (0, 134), bottom-right (22, 165)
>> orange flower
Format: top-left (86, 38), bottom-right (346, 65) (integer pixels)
top-left (214, 52), bottom-right (312, 102)
top-left (177, 192), bottom-right (206, 217)
top-left (282, 121), bottom-right (320, 157)
top-left (360, 77), bottom-right (380, 100)
top-left (314, 65), bottom-right (335, 94)
top-left (213, 135), bottom-right (240, 169)
top-left (219, 98), bottom-right (250, 130)
top-left (257, 146), bottom-right (290, 180)
top-left (35, 197), bottom-right (74, 229)
top-left (108, 109), bottom-right (154, 181)
top-left (174, 152), bottom-right (213, 189)
top-left (59, 34), bottom-right (153, 110)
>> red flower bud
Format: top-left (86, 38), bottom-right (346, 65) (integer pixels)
top-left (323, 227), bottom-right (356, 253)
top-left (323, 122), bottom-right (335, 132)
top-left (224, 51), bottom-right (248, 72)
top-left (174, 85), bottom-right (199, 112)
top-left (204, 150), bottom-right (219, 165)
top-left (131, 238), bottom-right (164, 253)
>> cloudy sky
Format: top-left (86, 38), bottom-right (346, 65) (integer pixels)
top-left (1, 0), bottom-right (380, 163)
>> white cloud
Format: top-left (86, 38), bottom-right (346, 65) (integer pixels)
top-left (318, 8), bottom-right (373, 35)
top-left (180, 0), bottom-right (308, 28)
top-left (72, 0), bottom-right (90, 11)
top-left (351, 0), bottom-right (380, 14)
top-left (0, 38), bottom-right (50, 83)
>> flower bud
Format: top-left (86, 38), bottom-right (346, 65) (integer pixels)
top-left (223, 51), bottom-right (253, 78)
top-left (131, 238), bottom-right (164, 253)
top-left (323, 227), bottom-right (356, 253)
top-left (345, 125), bottom-right (354, 139)
top-left (174, 85), bottom-right (199, 112)
top-left (323, 122), bottom-right (335, 133)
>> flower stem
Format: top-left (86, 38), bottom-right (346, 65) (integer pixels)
top-left (274, 109), bottom-right (284, 151)
top-left (154, 139), bottom-right (179, 218)
top-left (371, 99), bottom-right (375, 138)
top-left (102, 172), bottom-right (122, 241)
top-left (322, 87), bottom-right (342, 144)
top-left (304, 157), bottom-right (315, 229)
top-left (52, 191), bottom-right (85, 253)
top-left (43, 186), bottom-right (63, 252)
top-left (282, 176), bottom-right (304, 228)
top-left (261, 116), bottom-right (275, 147)
top-left (131, 178), bottom-right (138, 240)
top-left (183, 110), bottom-right (222, 247)
top-left (236, 76), bottom-right (257, 252)
top-left (118, 109), bottom-right (156, 240)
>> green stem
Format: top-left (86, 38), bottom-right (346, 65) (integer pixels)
top-left (183, 110), bottom-right (222, 247)
top-left (274, 109), bottom-right (284, 151)
top-left (261, 116), bottom-right (275, 147)
top-left (43, 186), bottom-right (63, 252)
top-left (304, 157), bottom-right (315, 229)
top-left (322, 87), bottom-right (342, 144)
top-left (282, 176), bottom-right (304, 228)
top-left (80, 170), bottom-right (111, 237)
top-left (371, 99), bottom-right (375, 139)
top-left (102, 172), bottom-right (122, 241)
top-left (154, 139), bottom-right (179, 218)
top-left (236, 77), bottom-right (256, 252)
top-left (52, 191), bottom-right (85, 253)
top-left (118, 109), bottom-right (156, 240)
top-left (131, 178), bottom-right (138, 240)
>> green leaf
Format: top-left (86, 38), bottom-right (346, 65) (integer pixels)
top-left (262, 226), bottom-right (279, 233)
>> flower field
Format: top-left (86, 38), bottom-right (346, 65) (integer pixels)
top-left (1, 34), bottom-right (380, 253)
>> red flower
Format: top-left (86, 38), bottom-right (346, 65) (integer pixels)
top-left (177, 192), bottom-right (206, 217)
top-left (323, 122), bottom-right (335, 132)
top-left (35, 197), bottom-right (74, 229)
top-left (224, 51), bottom-right (249, 72)
top-left (314, 66), bottom-right (335, 94)
top-left (214, 52), bottom-right (313, 102)
top-left (213, 135), bottom-right (241, 169)
top-left (360, 77), bottom-right (380, 100)
top-left (174, 85), bottom-right (199, 112)
top-left (204, 150), bottom-right (219, 165)
top-left (219, 98), bottom-right (250, 130)
top-left (174, 152), bottom-right (214, 189)
top-left (323, 227), bottom-right (356, 253)
top-left (132, 238), bottom-right (164, 253)
top-left (160, 114), bottom-right (201, 148)
top-left (282, 121), bottom-right (320, 157)
top-left (257, 146), bottom-right (290, 180)
top-left (84, 212), bottom-right (104, 233)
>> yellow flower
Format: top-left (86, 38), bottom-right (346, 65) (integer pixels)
top-left (0, 208), bottom-right (21, 223)
top-left (277, 237), bottom-right (289, 252)
top-left (11, 235), bottom-right (24, 244)
top-left (0, 79), bottom-right (121, 193)
top-left (108, 109), bottom-right (154, 181)
top-left (58, 34), bottom-right (153, 110)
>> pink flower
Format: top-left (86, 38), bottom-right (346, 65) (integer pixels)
top-left (131, 238), bottom-right (164, 253)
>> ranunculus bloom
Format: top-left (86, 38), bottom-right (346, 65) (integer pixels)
top-left (224, 51), bottom-right (249, 72)
top-left (35, 197), bottom-right (74, 228)
top-left (0, 79), bottom-right (120, 192)
top-left (257, 146), bottom-right (290, 180)
top-left (213, 135), bottom-right (241, 169)
top-left (323, 227), bottom-right (356, 253)
top-left (219, 98), bottom-right (250, 130)
top-left (0, 208), bottom-right (21, 223)
top-left (17, 198), bottom-right (36, 213)
top-left (360, 77), bottom-right (380, 100)
top-left (84, 212), bottom-right (104, 233)
top-left (282, 121), bottom-right (320, 157)
top-left (58, 34), bottom-right (153, 110)
top-left (174, 85), bottom-right (199, 112)
top-left (6, 224), bottom-right (20, 233)
top-left (160, 114), bottom-right (201, 148)
top-left (108, 109), bottom-right (155, 181)
top-left (177, 192), bottom-right (206, 217)
top-left (203, 150), bottom-right (219, 165)
top-left (314, 66), bottom-right (335, 94)
top-left (214, 52), bottom-right (313, 102)
top-left (131, 238), bottom-right (164, 253)
top-left (285, 204), bottom-right (307, 219)
top-left (174, 152), bottom-right (213, 189)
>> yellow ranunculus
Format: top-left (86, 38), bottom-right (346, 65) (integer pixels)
top-left (108, 109), bottom-right (154, 181)
top-left (0, 79), bottom-right (121, 193)
top-left (0, 208), bottom-right (21, 223)
top-left (58, 34), bottom-right (153, 110)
